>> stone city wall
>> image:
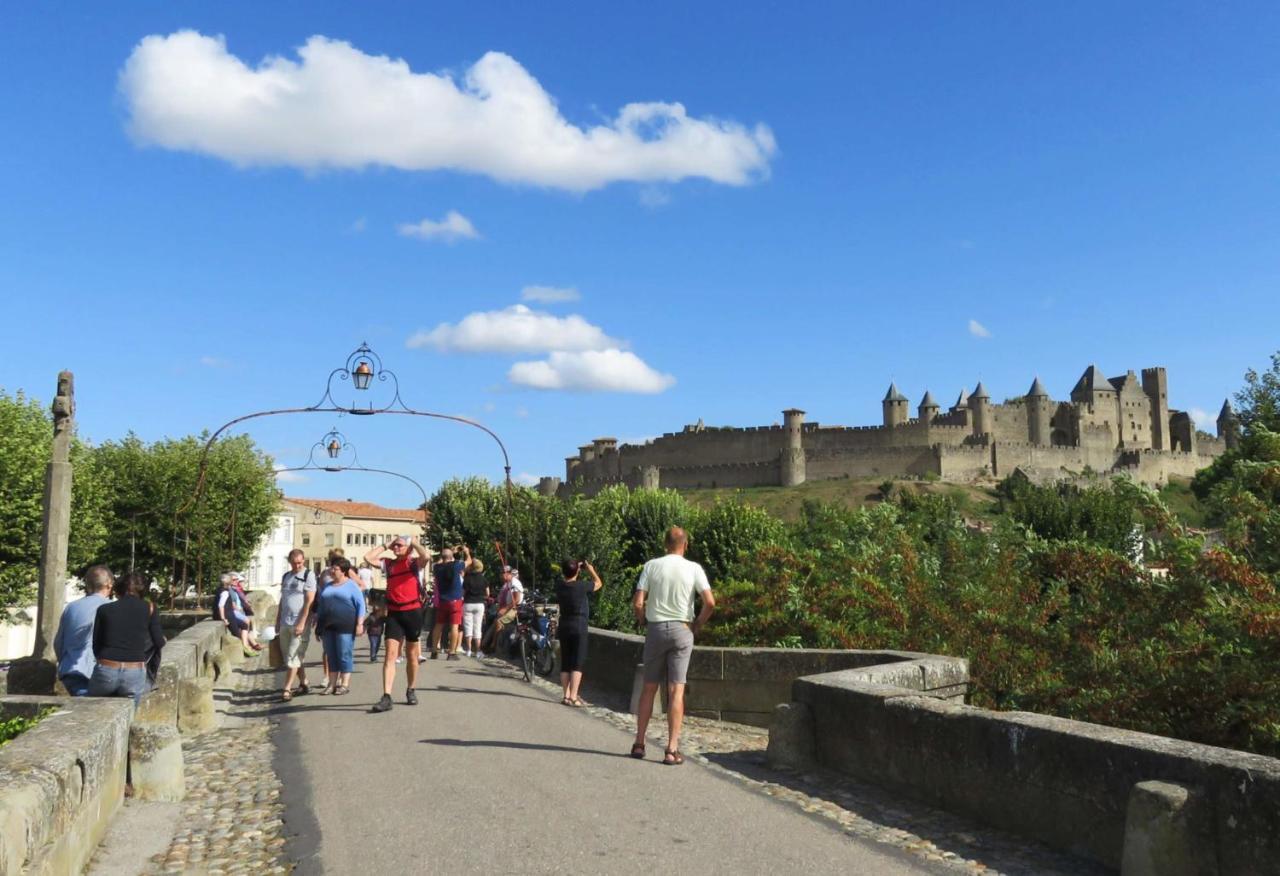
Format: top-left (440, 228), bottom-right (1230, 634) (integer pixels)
top-left (585, 627), bottom-right (968, 727)
top-left (653, 460), bottom-right (781, 491)
top-left (0, 695), bottom-right (133, 875)
top-left (775, 667), bottom-right (1280, 874)
top-left (937, 444), bottom-right (992, 481)
top-left (805, 445), bottom-right (941, 481)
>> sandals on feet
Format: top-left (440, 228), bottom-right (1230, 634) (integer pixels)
top-left (663, 749), bottom-right (685, 766)
top-left (570, 697), bottom-right (585, 707)
top-left (630, 742), bottom-right (646, 759)
top-left (334, 685), bottom-right (349, 696)
top-left (561, 697), bottom-right (572, 706)
top-left (281, 689), bottom-right (293, 702)
top-left (318, 686), bottom-right (333, 696)
top-left (297, 683), bottom-right (311, 696)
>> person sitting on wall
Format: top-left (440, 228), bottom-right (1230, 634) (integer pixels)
top-left (90, 571), bottom-right (167, 705)
top-left (53, 564), bottom-right (114, 696)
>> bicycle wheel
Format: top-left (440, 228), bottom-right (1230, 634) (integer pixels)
top-left (534, 643), bottom-right (556, 678)
top-left (519, 635), bottom-right (533, 682)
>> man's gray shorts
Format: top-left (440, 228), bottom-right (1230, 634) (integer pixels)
top-left (642, 621), bottom-right (694, 685)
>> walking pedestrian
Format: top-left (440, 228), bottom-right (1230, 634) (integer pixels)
top-left (367, 601), bottom-right (386, 662)
top-left (461, 557), bottom-right (489, 657)
top-left (432, 545), bottom-right (468, 660)
top-left (274, 549), bottom-right (316, 702)
top-left (363, 535), bottom-right (430, 712)
top-left (316, 557), bottom-right (366, 696)
top-left (53, 565), bottom-right (113, 696)
top-left (90, 571), bottom-right (166, 704)
top-left (556, 559), bottom-right (602, 706)
top-left (629, 527), bottom-right (715, 766)
top-left (357, 562), bottom-right (375, 593)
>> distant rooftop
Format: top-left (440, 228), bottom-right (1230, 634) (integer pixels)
top-left (285, 497), bottom-right (426, 523)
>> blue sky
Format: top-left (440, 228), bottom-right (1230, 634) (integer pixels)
top-left (3, 3), bottom-right (1278, 507)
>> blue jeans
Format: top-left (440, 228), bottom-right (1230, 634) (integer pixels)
top-left (322, 630), bottom-right (355, 673)
top-left (61, 672), bottom-right (92, 697)
top-left (88, 664), bottom-right (151, 704)
top-left (368, 633), bottom-right (382, 661)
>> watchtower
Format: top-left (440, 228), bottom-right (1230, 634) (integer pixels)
top-left (968, 381), bottom-right (992, 438)
top-left (882, 383), bottom-right (909, 428)
top-left (1141, 367), bottom-right (1170, 451)
top-left (780, 408), bottom-right (807, 486)
top-left (1217, 399), bottom-right (1241, 450)
top-left (1026, 377), bottom-right (1051, 446)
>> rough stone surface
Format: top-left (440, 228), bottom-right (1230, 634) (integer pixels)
top-left (767, 701), bottom-right (817, 770)
top-left (177, 677), bottom-right (216, 735)
top-left (1120, 781), bottom-right (1215, 876)
top-left (129, 723), bottom-right (185, 802)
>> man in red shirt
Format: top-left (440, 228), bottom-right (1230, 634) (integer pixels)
top-left (363, 536), bottom-right (429, 712)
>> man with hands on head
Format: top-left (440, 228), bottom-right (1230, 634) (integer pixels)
top-left (364, 534), bottom-right (430, 713)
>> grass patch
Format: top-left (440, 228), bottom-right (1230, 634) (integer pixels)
top-left (0, 708), bottom-right (51, 747)
top-left (1159, 477), bottom-right (1210, 528)
top-left (681, 477), bottom-right (999, 523)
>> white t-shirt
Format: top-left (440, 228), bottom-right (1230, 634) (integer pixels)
top-left (499, 578), bottom-right (524, 610)
top-left (357, 568), bottom-right (374, 591)
top-left (636, 554), bottom-right (710, 623)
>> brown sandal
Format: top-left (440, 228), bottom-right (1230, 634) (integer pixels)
top-left (630, 742), bottom-right (646, 759)
top-left (281, 689), bottom-right (293, 702)
top-left (663, 749), bottom-right (684, 766)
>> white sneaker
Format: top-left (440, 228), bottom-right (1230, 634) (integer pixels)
top-left (463, 649), bottom-right (471, 657)
top-left (396, 657), bottom-right (405, 664)
top-left (417, 654), bottom-right (427, 663)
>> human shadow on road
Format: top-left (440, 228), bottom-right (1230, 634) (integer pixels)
top-left (420, 738), bottom-right (628, 759)
top-left (424, 684), bottom-right (556, 704)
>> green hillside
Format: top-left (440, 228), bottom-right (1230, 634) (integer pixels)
top-left (679, 477), bottom-right (1000, 523)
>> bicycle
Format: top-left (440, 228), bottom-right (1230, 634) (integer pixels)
top-left (516, 596), bottom-right (558, 682)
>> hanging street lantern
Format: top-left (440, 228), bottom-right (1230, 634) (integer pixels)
top-left (353, 360), bottom-right (373, 390)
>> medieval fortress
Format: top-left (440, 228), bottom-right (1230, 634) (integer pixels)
top-left (540, 365), bottom-right (1240, 497)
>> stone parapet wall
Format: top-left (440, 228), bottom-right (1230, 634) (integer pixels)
top-left (585, 628), bottom-right (968, 727)
top-left (0, 695), bottom-right (133, 875)
top-left (779, 667), bottom-right (1280, 873)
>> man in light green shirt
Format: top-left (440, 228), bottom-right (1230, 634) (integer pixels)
top-left (630, 526), bottom-right (716, 766)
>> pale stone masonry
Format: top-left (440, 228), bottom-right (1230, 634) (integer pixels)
top-left (542, 364), bottom-right (1239, 495)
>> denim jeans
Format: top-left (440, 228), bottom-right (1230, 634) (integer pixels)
top-left (322, 630), bottom-right (355, 673)
top-left (60, 672), bottom-right (92, 697)
top-left (88, 664), bottom-right (151, 704)
top-left (368, 633), bottom-right (382, 661)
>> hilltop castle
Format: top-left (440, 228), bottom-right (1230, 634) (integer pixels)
top-left (540, 365), bottom-right (1240, 496)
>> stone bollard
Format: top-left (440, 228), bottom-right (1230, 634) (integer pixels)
top-left (129, 722), bottom-right (185, 801)
top-left (767, 702), bottom-right (817, 771)
top-left (134, 685), bottom-right (178, 730)
top-left (1120, 780), bottom-right (1215, 876)
top-left (207, 649), bottom-right (230, 682)
top-left (178, 677), bottom-right (217, 735)
top-left (222, 633), bottom-right (245, 667)
top-left (629, 664), bottom-right (666, 718)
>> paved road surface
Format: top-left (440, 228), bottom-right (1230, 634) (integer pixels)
top-left (275, 644), bottom-right (947, 875)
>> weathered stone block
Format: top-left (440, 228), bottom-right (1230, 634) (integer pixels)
top-left (177, 677), bottom-right (216, 736)
top-left (129, 722), bottom-right (185, 802)
top-left (688, 678), bottom-right (791, 714)
top-left (221, 632), bottom-right (245, 666)
top-left (1121, 781), bottom-right (1215, 876)
top-left (133, 685), bottom-right (176, 729)
top-left (768, 702), bottom-right (817, 770)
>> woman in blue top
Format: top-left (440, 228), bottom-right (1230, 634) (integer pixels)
top-left (316, 557), bottom-right (366, 695)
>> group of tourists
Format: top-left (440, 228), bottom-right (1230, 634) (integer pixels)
top-left (53, 565), bottom-right (166, 704)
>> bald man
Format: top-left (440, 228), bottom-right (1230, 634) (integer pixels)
top-left (629, 526), bottom-right (715, 766)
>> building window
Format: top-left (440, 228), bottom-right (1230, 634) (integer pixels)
top-left (325, 532), bottom-right (335, 547)
top-left (302, 533), bottom-right (311, 546)
top-left (346, 533), bottom-right (352, 545)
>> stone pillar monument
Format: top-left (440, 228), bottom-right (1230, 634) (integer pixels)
top-left (10, 371), bottom-right (75, 693)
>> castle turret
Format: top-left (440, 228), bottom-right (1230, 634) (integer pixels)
top-left (1217, 399), bottom-right (1241, 450)
top-left (952, 388), bottom-right (970, 412)
top-left (537, 476), bottom-right (562, 497)
top-left (1026, 376), bottom-right (1051, 446)
top-left (882, 383), bottom-right (908, 428)
top-left (918, 390), bottom-right (939, 424)
top-left (780, 408), bottom-right (807, 486)
top-left (1141, 367), bottom-right (1170, 451)
top-left (969, 381), bottom-right (991, 438)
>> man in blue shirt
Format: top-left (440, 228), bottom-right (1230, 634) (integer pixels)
top-left (431, 545), bottom-right (469, 661)
top-left (53, 565), bottom-right (114, 696)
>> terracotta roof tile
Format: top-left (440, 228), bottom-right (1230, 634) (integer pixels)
top-left (285, 497), bottom-right (427, 523)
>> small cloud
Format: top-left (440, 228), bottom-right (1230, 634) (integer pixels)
top-left (349, 216), bottom-right (367, 233)
top-left (397, 210), bottom-right (479, 243)
top-left (508, 349), bottom-right (675, 394)
top-left (482, 401), bottom-right (496, 413)
top-left (200, 355), bottom-right (231, 368)
top-left (514, 472), bottom-right (540, 486)
top-left (515, 406), bottom-right (529, 418)
top-left (968, 319), bottom-right (992, 339)
top-left (407, 304), bottom-right (622, 354)
top-left (1190, 407), bottom-right (1215, 432)
top-left (273, 465), bottom-right (307, 484)
top-left (520, 285), bottom-right (580, 304)
top-left (638, 187), bottom-right (671, 208)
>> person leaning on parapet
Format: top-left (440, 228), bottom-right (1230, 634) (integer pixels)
top-left (275, 549), bottom-right (316, 702)
top-left (431, 545), bottom-right (469, 661)
top-left (53, 564), bottom-right (114, 696)
top-left (629, 526), bottom-right (715, 766)
top-left (363, 535), bottom-right (430, 712)
top-left (90, 571), bottom-right (166, 705)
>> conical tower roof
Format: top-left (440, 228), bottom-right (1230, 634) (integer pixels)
top-left (919, 390), bottom-right (938, 408)
top-left (954, 387), bottom-right (969, 408)
top-left (1027, 376), bottom-right (1048, 398)
top-left (1218, 399), bottom-right (1238, 421)
top-left (971, 381), bottom-right (990, 400)
top-left (883, 382), bottom-right (908, 403)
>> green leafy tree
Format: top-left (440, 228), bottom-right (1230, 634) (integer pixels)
top-left (0, 391), bottom-right (108, 613)
top-left (1236, 350), bottom-right (1280, 433)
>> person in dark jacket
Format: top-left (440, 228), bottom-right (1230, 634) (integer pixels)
top-left (90, 571), bottom-right (166, 704)
top-left (555, 559), bottom-right (602, 707)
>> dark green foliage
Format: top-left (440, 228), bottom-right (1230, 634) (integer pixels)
top-left (996, 474), bottom-right (1142, 555)
top-left (1236, 350), bottom-right (1280, 433)
top-left (0, 708), bottom-right (51, 746)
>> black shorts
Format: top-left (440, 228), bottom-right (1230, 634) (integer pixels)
top-left (559, 628), bottom-right (589, 673)
top-left (384, 608), bottom-right (423, 642)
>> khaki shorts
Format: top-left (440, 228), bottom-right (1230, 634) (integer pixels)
top-left (277, 624), bottom-right (311, 669)
top-left (642, 621), bottom-right (694, 685)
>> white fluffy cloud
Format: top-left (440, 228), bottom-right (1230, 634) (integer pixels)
top-left (119, 31), bottom-right (776, 192)
top-left (509, 350), bottom-right (675, 394)
top-left (273, 465), bottom-right (307, 484)
top-left (521, 285), bottom-right (579, 304)
top-left (1190, 407), bottom-right (1214, 432)
top-left (968, 319), bottom-right (992, 339)
top-left (406, 304), bottom-right (620, 354)
top-left (397, 211), bottom-right (479, 243)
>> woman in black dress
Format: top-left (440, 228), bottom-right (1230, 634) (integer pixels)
top-left (555, 559), bottom-right (602, 706)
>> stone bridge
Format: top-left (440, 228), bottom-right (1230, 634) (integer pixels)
top-left (2, 603), bottom-right (1278, 875)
